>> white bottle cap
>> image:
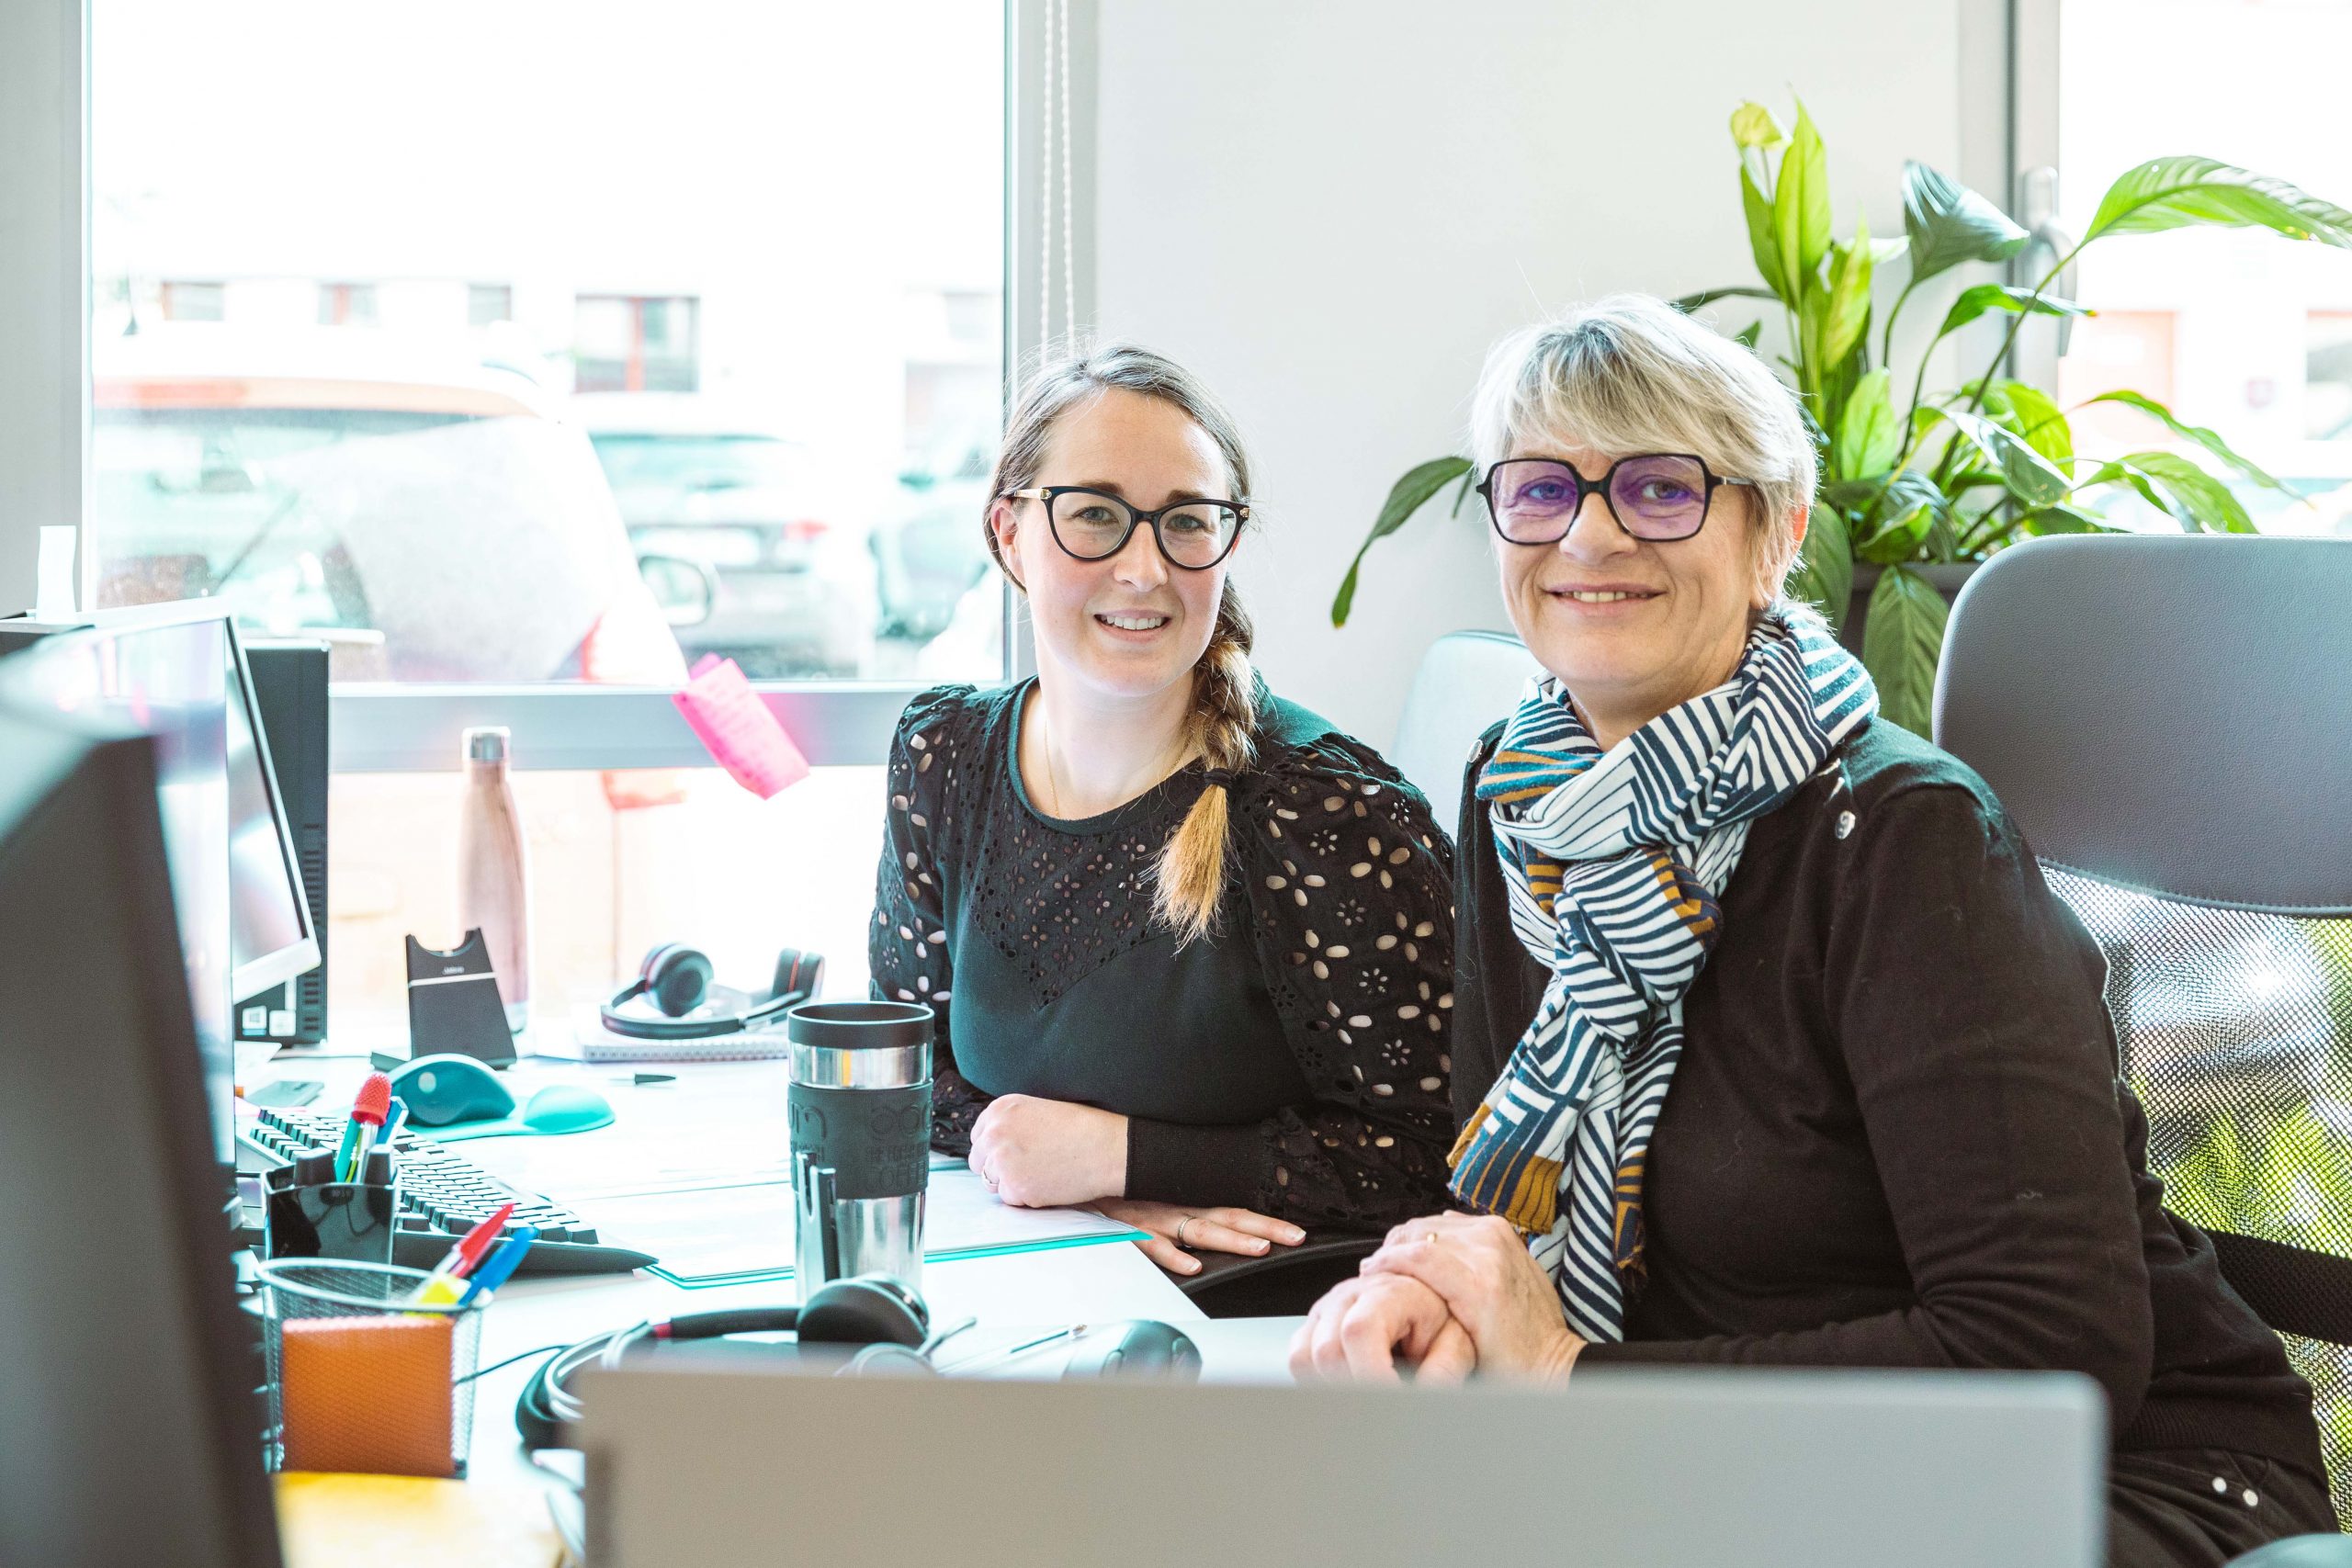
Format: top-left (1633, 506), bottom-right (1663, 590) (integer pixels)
top-left (462, 726), bottom-right (511, 764)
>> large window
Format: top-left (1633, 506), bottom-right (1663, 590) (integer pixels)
top-left (2058, 0), bottom-right (2352, 536)
top-left (90, 2), bottom-right (1009, 686)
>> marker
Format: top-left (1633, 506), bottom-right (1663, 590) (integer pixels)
top-left (457, 1228), bottom-right (539, 1307)
top-left (374, 1096), bottom-right (409, 1152)
top-left (411, 1201), bottom-right (515, 1302)
top-left (335, 1073), bottom-right (392, 1183)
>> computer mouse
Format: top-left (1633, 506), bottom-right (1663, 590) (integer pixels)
top-left (1059, 1320), bottom-right (1201, 1382)
top-left (429, 1084), bottom-right (616, 1142)
top-left (390, 1054), bottom-right (514, 1127)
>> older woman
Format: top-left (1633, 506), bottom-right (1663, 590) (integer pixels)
top-left (1291, 297), bottom-right (2334, 1566)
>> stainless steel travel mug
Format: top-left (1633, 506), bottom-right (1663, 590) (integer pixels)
top-left (786, 1000), bottom-right (933, 1292)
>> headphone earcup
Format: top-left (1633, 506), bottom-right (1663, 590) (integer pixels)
top-left (797, 1274), bottom-right (928, 1348)
top-left (643, 944), bottom-right (713, 1017)
top-left (766, 948), bottom-right (824, 1008)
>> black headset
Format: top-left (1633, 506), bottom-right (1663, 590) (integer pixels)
top-left (515, 1273), bottom-right (929, 1450)
top-left (599, 942), bottom-right (825, 1041)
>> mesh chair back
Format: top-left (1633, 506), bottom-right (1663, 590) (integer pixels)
top-left (1936, 536), bottom-right (2352, 1525)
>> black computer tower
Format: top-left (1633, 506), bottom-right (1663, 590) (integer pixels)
top-left (244, 641), bottom-right (330, 1043)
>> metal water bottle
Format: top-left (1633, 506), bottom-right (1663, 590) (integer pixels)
top-left (786, 1001), bottom-right (933, 1292)
top-left (456, 726), bottom-right (530, 1035)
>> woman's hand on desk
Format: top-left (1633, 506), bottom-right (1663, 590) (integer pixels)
top-left (967, 1094), bottom-right (1127, 1208)
top-left (1090, 1199), bottom-right (1306, 1277)
top-left (1288, 1274), bottom-right (1475, 1383)
top-left (1360, 1212), bottom-right (1586, 1385)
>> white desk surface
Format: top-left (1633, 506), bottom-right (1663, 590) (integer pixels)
top-left (252, 1048), bottom-right (1301, 1500)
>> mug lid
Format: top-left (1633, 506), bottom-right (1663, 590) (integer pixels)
top-left (786, 999), bottom-right (933, 1049)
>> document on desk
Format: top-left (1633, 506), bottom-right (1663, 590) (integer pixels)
top-left (576, 1166), bottom-right (1146, 1288)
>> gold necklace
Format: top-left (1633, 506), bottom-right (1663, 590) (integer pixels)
top-left (1033, 696), bottom-right (1193, 819)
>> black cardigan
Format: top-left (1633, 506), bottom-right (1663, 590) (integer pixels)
top-left (1453, 715), bottom-right (2324, 1468)
top-left (870, 681), bottom-right (1457, 1230)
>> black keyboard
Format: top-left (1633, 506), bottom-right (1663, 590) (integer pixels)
top-left (239, 1104), bottom-right (655, 1276)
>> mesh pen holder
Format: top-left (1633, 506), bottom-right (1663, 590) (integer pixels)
top-left (255, 1258), bottom-right (485, 1478)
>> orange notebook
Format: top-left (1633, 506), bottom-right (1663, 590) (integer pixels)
top-left (278, 1314), bottom-right (456, 1477)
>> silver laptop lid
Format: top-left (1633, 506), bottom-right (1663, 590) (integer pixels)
top-left (576, 1360), bottom-right (2103, 1568)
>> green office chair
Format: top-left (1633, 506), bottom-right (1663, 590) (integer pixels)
top-left (1937, 534), bottom-right (2352, 1535)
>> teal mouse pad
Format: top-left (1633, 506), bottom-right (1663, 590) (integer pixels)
top-left (430, 1084), bottom-right (616, 1142)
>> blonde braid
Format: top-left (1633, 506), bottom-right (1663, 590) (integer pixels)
top-left (1153, 586), bottom-right (1258, 948)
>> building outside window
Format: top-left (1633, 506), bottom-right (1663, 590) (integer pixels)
top-left (86, 0), bottom-right (1012, 1027)
top-left (573, 294), bottom-right (701, 394)
top-left (159, 279), bottom-right (225, 321)
top-left (317, 282), bottom-right (379, 327)
top-left (468, 282), bottom-right (514, 327)
top-left (2060, 0), bottom-right (2352, 536)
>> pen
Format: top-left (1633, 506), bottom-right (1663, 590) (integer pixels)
top-left (457, 1228), bottom-right (540, 1306)
top-left (335, 1072), bottom-right (392, 1183)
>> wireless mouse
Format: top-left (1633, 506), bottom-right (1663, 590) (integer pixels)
top-left (1059, 1320), bottom-right (1201, 1382)
top-left (428, 1083), bottom-right (616, 1142)
top-left (390, 1054), bottom-right (514, 1127)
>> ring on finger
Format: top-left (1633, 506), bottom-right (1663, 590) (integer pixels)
top-left (1173, 1215), bottom-right (1193, 1249)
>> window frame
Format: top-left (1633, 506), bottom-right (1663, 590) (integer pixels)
top-left (1, 0), bottom-right (1089, 770)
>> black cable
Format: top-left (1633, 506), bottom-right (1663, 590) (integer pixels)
top-left (458, 1341), bottom-right (572, 1384)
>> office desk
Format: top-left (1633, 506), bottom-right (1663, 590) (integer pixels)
top-left (249, 1051), bottom-right (1290, 1518)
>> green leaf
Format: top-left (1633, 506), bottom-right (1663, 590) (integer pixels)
top-left (2122, 450), bottom-right (2256, 533)
top-left (2020, 503), bottom-right (2109, 536)
top-left (1918, 405), bottom-right (2072, 507)
top-left (1901, 160), bottom-right (2030, 283)
top-left (1860, 564), bottom-right (1950, 736)
top-left (2086, 155), bottom-right (2352, 247)
top-left (2080, 389), bottom-right (2297, 493)
top-left (1786, 508), bottom-right (1854, 632)
top-left (1990, 379), bottom-right (2073, 467)
top-left (1741, 165), bottom-right (1790, 306)
top-left (1775, 101), bottom-right (1833, 292)
top-left (2081, 460), bottom-right (2194, 529)
top-left (1817, 217), bottom-right (1876, 371)
top-left (1734, 320), bottom-right (1763, 350)
top-left (1449, 464), bottom-right (1477, 518)
top-left (1670, 286), bottom-right (1781, 313)
top-left (1833, 368), bottom-right (1899, 480)
top-left (1730, 101), bottom-right (1785, 150)
top-left (1850, 469), bottom-right (1951, 564)
top-left (1934, 284), bottom-right (2092, 342)
top-left (1331, 456), bottom-right (1475, 626)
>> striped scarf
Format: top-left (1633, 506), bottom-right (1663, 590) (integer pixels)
top-left (1448, 604), bottom-right (1875, 1343)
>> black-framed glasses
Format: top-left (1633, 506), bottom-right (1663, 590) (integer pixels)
top-left (1476, 455), bottom-right (1755, 545)
top-left (1005, 485), bottom-right (1250, 570)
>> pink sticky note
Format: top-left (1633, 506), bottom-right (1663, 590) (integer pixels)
top-left (671, 654), bottom-right (811, 798)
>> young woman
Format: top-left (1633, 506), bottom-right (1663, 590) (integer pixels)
top-left (868, 345), bottom-right (1455, 1275)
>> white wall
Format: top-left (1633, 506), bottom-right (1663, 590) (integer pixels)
top-left (1091, 0), bottom-right (1981, 750)
top-left (0, 0), bottom-right (85, 616)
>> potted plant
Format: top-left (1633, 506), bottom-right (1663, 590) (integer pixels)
top-left (1334, 98), bottom-right (2352, 733)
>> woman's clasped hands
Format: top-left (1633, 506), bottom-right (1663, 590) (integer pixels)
top-left (1289, 1212), bottom-right (1588, 1385)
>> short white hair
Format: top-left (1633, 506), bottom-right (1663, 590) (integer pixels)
top-left (1468, 295), bottom-right (1816, 599)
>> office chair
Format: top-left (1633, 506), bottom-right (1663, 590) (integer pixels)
top-left (1390, 628), bottom-right (1544, 830)
top-left (1936, 534), bottom-right (2352, 1534)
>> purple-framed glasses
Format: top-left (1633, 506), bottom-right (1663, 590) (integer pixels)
top-left (1477, 455), bottom-right (1755, 545)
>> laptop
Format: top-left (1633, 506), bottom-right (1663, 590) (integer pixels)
top-left (574, 1359), bottom-right (2104, 1568)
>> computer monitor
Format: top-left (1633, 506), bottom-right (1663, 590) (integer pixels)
top-left (0, 702), bottom-right (284, 1568)
top-left (0, 602), bottom-right (319, 1161)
